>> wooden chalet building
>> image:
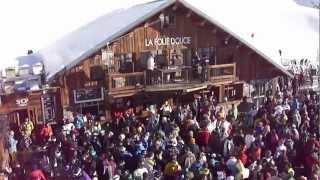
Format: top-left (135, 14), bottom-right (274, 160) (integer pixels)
top-left (0, 88), bottom-right (62, 126)
top-left (47, 0), bottom-right (292, 119)
top-left (0, 53), bottom-right (63, 126)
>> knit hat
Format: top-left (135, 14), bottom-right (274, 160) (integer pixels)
top-left (119, 134), bottom-right (126, 141)
top-left (168, 138), bottom-right (178, 147)
top-left (119, 146), bottom-right (126, 152)
top-left (186, 171), bottom-right (194, 179)
top-left (199, 168), bottom-right (210, 175)
top-left (137, 126), bottom-right (143, 133)
top-left (288, 168), bottom-right (295, 176)
top-left (226, 176), bottom-right (234, 180)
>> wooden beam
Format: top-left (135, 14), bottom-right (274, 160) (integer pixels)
top-left (223, 36), bottom-right (232, 45)
top-left (248, 51), bottom-right (254, 56)
top-left (172, 3), bottom-right (179, 11)
top-left (236, 42), bottom-right (243, 49)
top-left (200, 20), bottom-right (206, 27)
top-left (186, 10), bottom-right (192, 18)
top-left (211, 28), bottom-right (218, 34)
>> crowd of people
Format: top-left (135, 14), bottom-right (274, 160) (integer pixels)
top-left (1, 79), bottom-right (320, 180)
top-left (287, 59), bottom-right (319, 88)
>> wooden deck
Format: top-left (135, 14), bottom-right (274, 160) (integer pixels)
top-left (107, 63), bottom-right (237, 96)
top-left (145, 80), bottom-right (208, 92)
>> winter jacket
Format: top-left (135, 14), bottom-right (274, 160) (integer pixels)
top-left (74, 116), bottom-right (84, 129)
top-left (29, 169), bottom-right (46, 180)
top-left (197, 127), bottom-right (210, 146)
top-left (8, 135), bottom-right (18, 154)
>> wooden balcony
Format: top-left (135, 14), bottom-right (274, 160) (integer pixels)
top-left (107, 72), bottom-right (145, 95)
top-left (207, 63), bottom-right (236, 83)
top-left (107, 63), bottom-right (237, 95)
top-left (154, 66), bottom-right (191, 85)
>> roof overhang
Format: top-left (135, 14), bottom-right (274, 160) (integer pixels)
top-left (49, 0), bottom-right (293, 81)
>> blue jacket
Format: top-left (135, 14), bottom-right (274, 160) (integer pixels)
top-left (291, 99), bottom-right (300, 111)
top-left (74, 116), bottom-right (84, 129)
top-left (9, 136), bottom-right (18, 153)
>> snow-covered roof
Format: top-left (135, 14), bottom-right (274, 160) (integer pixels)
top-left (33, 0), bottom-right (318, 79)
top-left (38, 0), bottom-right (174, 79)
top-left (16, 54), bottom-right (43, 67)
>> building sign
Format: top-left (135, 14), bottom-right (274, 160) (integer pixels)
top-left (16, 98), bottom-right (29, 107)
top-left (74, 87), bottom-right (104, 104)
top-left (41, 94), bottom-right (56, 122)
top-left (145, 36), bottom-right (191, 47)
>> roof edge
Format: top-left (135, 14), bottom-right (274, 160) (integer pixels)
top-left (48, 0), bottom-right (176, 81)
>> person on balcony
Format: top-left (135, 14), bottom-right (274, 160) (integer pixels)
top-left (146, 54), bottom-right (155, 85)
top-left (201, 56), bottom-right (209, 83)
top-left (192, 52), bottom-right (201, 80)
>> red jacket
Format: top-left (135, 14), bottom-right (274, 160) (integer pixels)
top-left (305, 138), bottom-right (320, 150)
top-left (29, 169), bottom-right (46, 180)
top-left (40, 126), bottom-right (52, 139)
top-left (239, 151), bottom-right (248, 166)
top-left (197, 127), bottom-right (210, 146)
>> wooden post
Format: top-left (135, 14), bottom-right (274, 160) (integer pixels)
top-left (143, 71), bottom-right (147, 87)
top-left (233, 63), bottom-right (237, 80)
top-left (108, 74), bottom-right (112, 92)
top-left (17, 112), bottom-right (20, 127)
top-left (219, 85), bottom-right (225, 103)
top-left (27, 109), bottom-right (31, 124)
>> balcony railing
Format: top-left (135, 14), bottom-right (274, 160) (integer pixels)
top-left (107, 63), bottom-right (237, 93)
top-left (108, 72), bottom-right (145, 92)
top-left (207, 63), bottom-right (236, 82)
top-left (153, 66), bottom-right (191, 85)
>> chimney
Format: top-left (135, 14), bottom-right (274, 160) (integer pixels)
top-left (27, 50), bottom-right (33, 55)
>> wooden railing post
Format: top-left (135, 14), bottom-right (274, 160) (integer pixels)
top-left (233, 63), bottom-right (236, 80)
top-left (108, 74), bottom-right (112, 92)
top-left (143, 71), bottom-right (146, 87)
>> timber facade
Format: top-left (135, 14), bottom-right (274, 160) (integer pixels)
top-left (50, 0), bottom-right (290, 119)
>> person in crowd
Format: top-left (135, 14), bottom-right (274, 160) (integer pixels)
top-left (160, 101), bottom-right (172, 118)
top-left (40, 123), bottom-right (53, 144)
top-left (74, 112), bottom-right (85, 130)
top-left (28, 165), bottom-right (46, 180)
top-left (22, 118), bottom-right (34, 137)
top-left (8, 131), bottom-right (18, 166)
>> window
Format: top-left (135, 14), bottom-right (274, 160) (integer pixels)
top-left (168, 15), bottom-right (175, 25)
top-left (125, 53), bottom-right (132, 62)
top-left (5, 68), bottom-right (16, 78)
top-left (84, 81), bottom-right (98, 87)
top-left (18, 66), bottom-right (31, 76)
top-left (161, 15), bottom-right (176, 28)
top-left (198, 47), bottom-right (216, 65)
top-left (116, 53), bottom-right (134, 73)
top-left (94, 55), bottom-right (102, 65)
top-left (75, 65), bottom-right (83, 72)
top-left (102, 49), bottom-right (115, 67)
